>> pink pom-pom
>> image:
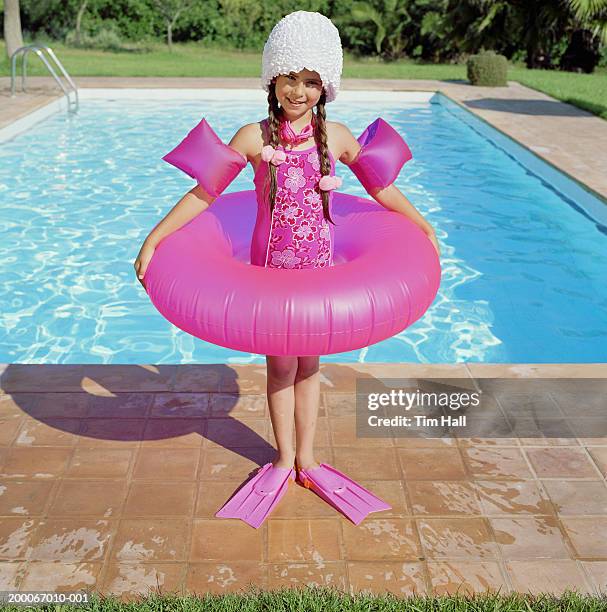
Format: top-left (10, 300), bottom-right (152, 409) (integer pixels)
top-left (319, 175), bottom-right (342, 191)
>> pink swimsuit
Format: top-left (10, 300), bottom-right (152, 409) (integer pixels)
top-left (250, 121), bottom-right (336, 269)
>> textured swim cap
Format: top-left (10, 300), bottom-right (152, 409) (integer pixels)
top-left (261, 11), bottom-right (343, 103)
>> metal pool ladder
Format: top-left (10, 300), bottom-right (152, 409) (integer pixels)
top-left (10, 44), bottom-right (79, 113)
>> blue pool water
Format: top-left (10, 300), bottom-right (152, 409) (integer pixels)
top-left (1, 95), bottom-right (606, 364)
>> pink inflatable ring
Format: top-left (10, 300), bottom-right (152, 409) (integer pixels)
top-left (144, 189), bottom-right (441, 356)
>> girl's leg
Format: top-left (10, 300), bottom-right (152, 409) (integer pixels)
top-left (266, 355), bottom-right (298, 469)
top-left (294, 356), bottom-right (321, 470)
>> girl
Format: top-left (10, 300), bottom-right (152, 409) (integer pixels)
top-left (134, 11), bottom-right (439, 528)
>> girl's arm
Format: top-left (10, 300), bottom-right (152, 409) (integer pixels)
top-left (144, 124), bottom-right (255, 248)
top-left (143, 184), bottom-right (214, 248)
top-left (336, 123), bottom-right (436, 237)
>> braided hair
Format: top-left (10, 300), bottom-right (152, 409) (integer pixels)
top-left (266, 81), bottom-right (336, 226)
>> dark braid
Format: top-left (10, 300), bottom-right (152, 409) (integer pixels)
top-left (314, 93), bottom-right (335, 225)
top-left (266, 82), bottom-right (335, 225)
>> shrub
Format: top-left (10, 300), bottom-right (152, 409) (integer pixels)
top-left (467, 50), bottom-right (508, 86)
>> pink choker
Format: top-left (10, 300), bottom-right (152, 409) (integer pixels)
top-left (279, 114), bottom-right (316, 145)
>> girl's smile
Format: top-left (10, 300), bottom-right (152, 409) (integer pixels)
top-left (275, 69), bottom-right (323, 125)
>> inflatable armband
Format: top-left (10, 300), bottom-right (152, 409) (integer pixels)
top-left (162, 118), bottom-right (247, 198)
top-left (348, 118), bottom-right (412, 194)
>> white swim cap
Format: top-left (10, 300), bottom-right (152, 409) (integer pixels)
top-left (261, 11), bottom-right (343, 103)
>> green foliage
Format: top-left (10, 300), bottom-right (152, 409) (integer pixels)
top-left (467, 49), bottom-right (508, 85)
top-left (8, 0), bottom-right (605, 73)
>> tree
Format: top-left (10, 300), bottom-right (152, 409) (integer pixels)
top-left (75, 0), bottom-right (88, 45)
top-left (561, 0), bottom-right (607, 71)
top-left (4, 0), bottom-right (25, 60)
top-left (151, 0), bottom-right (194, 51)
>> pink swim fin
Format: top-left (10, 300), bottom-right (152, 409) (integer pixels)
top-left (215, 463), bottom-right (294, 529)
top-left (297, 463), bottom-right (391, 525)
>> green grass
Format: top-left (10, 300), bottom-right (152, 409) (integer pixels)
top-left (1, 586), bottom-right (606, 612)
top-left (1, 39), bottom-right (606, 119)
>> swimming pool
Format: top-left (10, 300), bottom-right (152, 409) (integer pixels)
top-left (1, 90), bottom-right (606, 364)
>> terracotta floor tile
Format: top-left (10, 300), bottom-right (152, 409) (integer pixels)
top-left (151, 393), bottom-right (210, 418)
top-left (219, 365), bottom-right (267, 394)
top-left (0, 416), bottom-right (22, 446)
top-left (324, 393), bottom-right (356, 417)
top-left (543, 480), bottom-right (607, 515)
top-left (100, 561), bottom-right (185, 599)
top-left (329, 416), bottom-right (392, 447)
top-left (205, 418), bottom-right (269, 449)
top-left (86, 394), bottom-right (153, 418)
top-left (123, 482), bottom-right (196, 517)
top-left (133, 448), bottom-right (200, 480)
top-left (394, 436), bottom-right (457, 448)
top-left (268, 519), bottom-right (341, 562)
top-left (426, 561), bottom-right (510, 596)
top-left (0, 365), bottom-right (85, 392)
top-left (571, 419), bottom-right (607, 445)
top-left (27, 519), bottom-right (115, 561)
top-left (552, 390), bottom-right (606, 418)
top-left (342, 518), bottom-right (421, 560)
top-left (506, 560), bottom-right (593, 595)
top-left (418, 518), bottom-right (498, 560)
top-left (110, 519), bottom-right (189, 562)
top-left (456, 436), bottom-right (520, 447)
top-left (0, 560), bottom-right (27, 589)
top-left (475, 481), bottom-right (554, 516)
top-left (525, 447), bottom-right (599, 478)
top-left (82, 365), bottom-right (176, 393)
top-left (209, 393), bottom-right (267, 418)
top-left (347, 561), bottom-right (428, 595)
top-left (267, 561), bottom-right (347, 590)
top-left (186, 561), bottom-right (267, 594)
top-left (1, 447), bottom-right (72, 479)
top-left (15, 393), bottom-right (90, 419)
top-left (333, 447), bottom-right (400, 480)
top-left (490, 516), bottom-right (572, 559)
top-left (1, 393), bottom-right (41, 418)
top-left (195, 481), bottom-right (252, 519)
top-left (0, 480), bottom-right (54, 516)
top-left (398, 448), bottom-right (467, 480)
top-left (199, 447), bottom-right (276, 481)
top-left (561, 518), bottom-right (607, 559)
top-left (66, 449), bottom-right (133, 479)
top-left (13, 418), bottom-right (81, 447)
top-left (171, 365), bottom-right (223, 393)
top-left (355, 480), bottom-right (408, 517)
top-left (588, 447), bottom-right (607, 478)
top-left (0, 518), bottom-right (39, 559)
top-left (497, 391), bottom-right (562, 418)
top-left (20, 561), bottom-right (103, 591)
top-left (141, 419), bottom-right (205, 448)
top-left (408, 482), bottom-right (481, 516)
top-left (48, 481), bottom-right (128, 518)
top-left (580, 561), bottom-right (607, 595)
top-left (77, 419), bottom-right (146, 448)
top-left (462, 447), bottom-right (534, 480)
top-left (190, 519), bottom-right (263, 561)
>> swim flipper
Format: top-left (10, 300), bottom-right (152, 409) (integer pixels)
top-left (297, 463), bottom-right (391, 525)
top-left (215, 463), bottom-right (294, 529)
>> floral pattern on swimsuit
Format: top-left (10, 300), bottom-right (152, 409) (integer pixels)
top-left (264, 148), bottom-right (334, 269)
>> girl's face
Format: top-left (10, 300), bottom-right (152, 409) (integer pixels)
top-left (274, 69), bottom-right (323, 119)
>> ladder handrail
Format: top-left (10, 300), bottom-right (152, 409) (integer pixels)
top-left (10, 44), bottom-right (79, 113)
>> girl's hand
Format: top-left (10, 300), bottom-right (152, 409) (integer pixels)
top-left (134, 241), bottom-right (156, 288)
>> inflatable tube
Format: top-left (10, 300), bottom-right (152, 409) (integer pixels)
top-left (144, 190), bottom-right (441, 356)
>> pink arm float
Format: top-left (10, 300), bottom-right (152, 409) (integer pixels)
top-left (162, 118), bottom-right (247, 198)
top-left (348, 118), bottom-right (413, 194)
